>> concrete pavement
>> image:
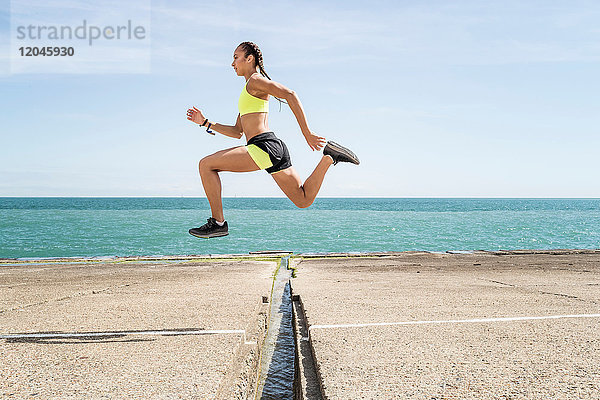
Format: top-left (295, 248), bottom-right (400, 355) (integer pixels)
top-left (1, 257), bottom-right (277, 399)
top-left (291, 250), bottom-right (600, 399)
top-left (2, 250), bottom-right (599, 399)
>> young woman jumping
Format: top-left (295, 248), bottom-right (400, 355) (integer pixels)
top-left (186, 41), bottom-right (359, 238)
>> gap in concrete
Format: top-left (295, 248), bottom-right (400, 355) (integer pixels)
top-left (256, 255), bottom-right (296, 400)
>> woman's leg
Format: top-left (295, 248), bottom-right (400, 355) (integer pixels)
top-left (271, 155), bottom-right (334, 208)
top-left (199, 146), bottom-right (260, 221)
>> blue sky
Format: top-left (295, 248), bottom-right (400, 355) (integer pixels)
top-left (1, 0), bottom-right (599, 197)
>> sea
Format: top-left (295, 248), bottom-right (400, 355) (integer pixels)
top-left (1, 198), bottom-right (599, 259)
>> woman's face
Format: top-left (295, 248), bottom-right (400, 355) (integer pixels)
top-left (231, 47), bottom-right (252, 76)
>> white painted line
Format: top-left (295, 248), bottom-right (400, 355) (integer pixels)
top-left (309, 313), bottom-right (600, 331)
top-left (0, 329), bottom-right (246, 340)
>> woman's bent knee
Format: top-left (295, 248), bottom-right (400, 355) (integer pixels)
top-left (292, 196), bottom-right (313, 209)
top-left (199, 156), bottom-right (215, 173)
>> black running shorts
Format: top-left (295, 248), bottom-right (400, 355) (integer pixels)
top-left (246, 132), bottom-right (292, 174)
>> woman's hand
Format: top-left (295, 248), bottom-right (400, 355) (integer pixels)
top-left (303, 131), bottom-right (326, 151)
top-left (187, 106), bottom-right (206, 125)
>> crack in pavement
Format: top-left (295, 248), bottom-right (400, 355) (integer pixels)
top-left (0, 283), bottom-right (136, 314)
top-left (477, 278), bottom-right (599, 305)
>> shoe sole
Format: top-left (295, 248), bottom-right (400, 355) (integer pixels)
top-left (326, 141), bottom-right (360, 165)
top-left (189, 230), bottom-right (229, 239)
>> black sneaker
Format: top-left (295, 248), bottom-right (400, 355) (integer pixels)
top-left (189, 217), bottom-right (229, 238)
top-left (323, 141), bottom-right (360, 165)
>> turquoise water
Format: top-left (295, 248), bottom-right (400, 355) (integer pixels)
top-left (1, 198), bottom-right (599, 258)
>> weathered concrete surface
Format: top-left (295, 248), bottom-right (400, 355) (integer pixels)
top-left (0, 258), bottom-right (277, 399)
top-left (291, 250), bottom-right (600, 399)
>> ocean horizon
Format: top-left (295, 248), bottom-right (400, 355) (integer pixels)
top-left (1, 197), bottom-right (599, 259)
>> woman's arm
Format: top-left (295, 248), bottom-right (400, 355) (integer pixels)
top-left (209, 114), bottom-right (244, 139)
top-left (250, 77), bottom-right (326, 151)
top-left (187, 107), bottom-right (243, 139)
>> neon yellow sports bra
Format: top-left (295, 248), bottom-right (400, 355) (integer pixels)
top-left (238, 79), bottom-right (269, 116)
